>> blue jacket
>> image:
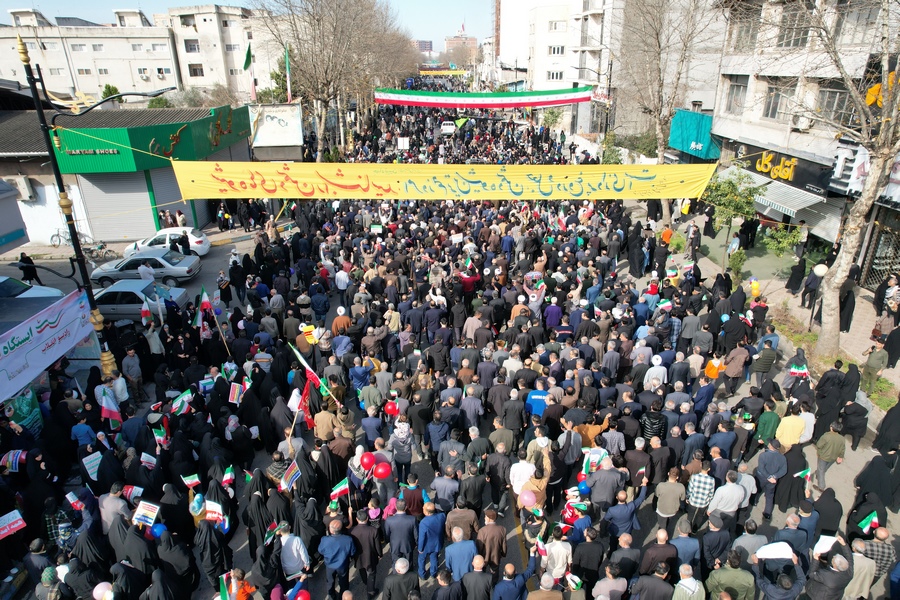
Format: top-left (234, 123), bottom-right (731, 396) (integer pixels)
top-left (567, 515), bottom-right (592, 545)
top-left (418, 512), bottom-right (446, 553)
top-left (492, 555), bottom-right (536, 600)
top-left (756, 449), bottom-right (787, 482)
top-left (319, 533), bottom-right (355, 571)
top-left (604, 485), bottom-right (647, 536)
top-left (445, 540), bottom-right (477, 581)
top-left (670, 535), bottom-right (700, 567)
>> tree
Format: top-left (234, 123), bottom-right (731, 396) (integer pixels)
top-left (205, 83), bottom-right (242, 108)
top-left (147, 96), bottom-right (173, 109)
top-left (542, 108), bottom-right (563, 130)
top-left (739, 0), bottom-right (900, 357)
top-left (619, 0), bottom-right (723, 224)
top-left (601, 132), bottom-right (623, 164)
top-left (101, 84), bottom-right (123, 103)
top-left (761, 224), bottom-right (802, 258)
top-left (700, 166), bottom-right (763, 272)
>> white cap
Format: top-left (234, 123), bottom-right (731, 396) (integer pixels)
top-left (337, 307), bottom-right (346, 316)
top-left (518, 295), bottom-right (526, 303)
top-left (580, 299), bottom-right (588, 306)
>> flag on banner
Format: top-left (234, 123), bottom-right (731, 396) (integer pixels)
top-left (151, 426), bottom-right (167, 446)
top-left (284, 45), bottom-right (293, 104)
top-left (279, 460), bottom-right (301, 492)
top-left (859, 510), bottom-right (880, 534)
top-left (141, 299), bottom-right (152, 326)
top-left (263, 521), bottom-right (278, 546)
top-left (330, 477), bottom-right (350, 500)
top-left (794, 468), bottom-right (811, 481)
top-left (1, 451), bottom-right (25, 473)
top-left (222, 465), bottom-right (235, 486)
top-left (181, 474), bottom-right (201, 488)
top-left (122, 485), bottom-right (143, 504)
top-left (171, 390), bottom-right (192, 416)
top-left (65, 492), bottom-right (84, 511)
top-left (199, 286), bottom-right (213, 312)
top-left (97, 386), bottom-right (122, 430)
top-left (228, 383), bottom-right (243, 404)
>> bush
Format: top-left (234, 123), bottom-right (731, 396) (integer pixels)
top-left (728, 248), bottom-right (747, 284)
top-left (663, 231), bottom-right (686, 253)
top-left (618, 129), bottom-right (658, 158)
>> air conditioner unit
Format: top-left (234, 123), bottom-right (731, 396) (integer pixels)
top-left (791, 112), bottom-right (811, 132)
top-left (3, 176), bottom-right (35, 202)
top-left (139, 74), bottom-right (149, 80)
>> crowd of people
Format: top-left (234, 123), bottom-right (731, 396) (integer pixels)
top-left (4, 197), bottom-right (899, 600)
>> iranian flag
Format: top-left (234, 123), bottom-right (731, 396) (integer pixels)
top-left (287, 201), bottom-right (297, 213)
top-left (199, 285), bottom-right (213, 312)
top-left (171, 390), bottom-right (192, 416)
top-left (289, 343), bottom-right (330, 397)
top-left (581, 451), bottom-right (592, 476)
top-left (557, 209), bottom-right (567, 230)
top-left (97, 386), bottom-right (122, 430)
top-left (682, 261), bottom-right (695, 274)
top-left (181, 474), bottom-right (201, 488)
top-left (535, 538), bottom-right (547, 556)
top-left (554, 522), bottom-right (573, 535)
top-left (244, 469), bottom-right (254, 484)
top-left (859, 510), bottom-right (880, 534)
top-left (465, 256), bottom-right (473, 269)
top-left (151, 426), bottom-right (167, 446)
top-left (191, 308), bottom-right (203, 328)
top-left (222, 465), bottom-right (235, 486)
top-left (219, 573), bottom-right (233, 600)
top-left (373, 86), bottom-right (593, 109)
top-left (794, 468), bottom-right (811, 481)
top-left (221, 363), bottom-right (236, 381)
top-left (636, 466), bottom-right (647, 479)
top-left (263, 521), bottom-right (278, 546)
top-left (331, 477), bottom-right (350, 500)
top-left (141, 299), bottom-right (152, 326)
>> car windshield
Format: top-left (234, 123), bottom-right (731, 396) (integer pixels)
top-left (190, 228), bottom-right (204, 239)
top-left (142, 282), bottom-right (172, 302)
top-left (0, 278), bottom-right (31, 298)
top-left (163, 250), bottom-right (185, 265)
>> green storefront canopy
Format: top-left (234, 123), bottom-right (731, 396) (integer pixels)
top-left (668, 109), bottom-right (720, 161)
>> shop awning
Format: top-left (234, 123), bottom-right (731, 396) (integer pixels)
top-left (720, 166), bottom-right (824, 218)
top-left (668, 109), bottom-right (720, 160)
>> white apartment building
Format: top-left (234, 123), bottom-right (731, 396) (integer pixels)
top-left (710, 0), bottom-right (883, 252)
top-left (0, 5), bottom-right (273, 105)
top-left (527, 2), bottom-right (581, 130)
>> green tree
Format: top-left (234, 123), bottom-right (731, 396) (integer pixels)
top-left (618, 129), bottom-right (658, 158)
top-left (542, 108), bottom-right (563, 130)
top-left (147, 96), bottom-right (173, 109)
top-left (601, 132), bottom-right (623, 165)
top-left (700, 166), bottom-right (763, 272)
top-left (761, 223), bottom-right (802, 258)
top-left (101, 84), bottom-right (123, 103)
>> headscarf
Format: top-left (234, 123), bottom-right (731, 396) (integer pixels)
top-left (143, 569), bottom-right (177, 600)
top-left (839, 364), bottom-right (861, 404)
top-left (109, 513), bottom-right (130, 562)
top-left (393, 421), bottom-right (411, 442)
top-left (224, 415), bottom-right (239, 441)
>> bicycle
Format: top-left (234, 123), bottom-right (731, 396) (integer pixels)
top-left (85, 242), bottom-right (118, 261)
top-left (50, 228), bottom-right (92, 248)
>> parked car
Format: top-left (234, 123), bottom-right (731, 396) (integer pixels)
top-left (90, 248), bottom-right (201, 288)
top-left (440, 121), bottom-right (457, 136)
top-left (0, 276), bottom-right (65, 299)
top-left (93, 280), bottom-right (188, 324)
top-left (123, 227), bottom-right (211, 257)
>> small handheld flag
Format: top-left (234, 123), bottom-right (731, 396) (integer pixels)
top-left (263, 521), bottom-right (278, 546)
top-left (171, 390), bottom-right (192, 416)
top-left (199, 285), bottom-right (213, 312)
top-left (330, 477), bottom-right (350, 500)
top-left (151, 426), bottom-right (167, 446)
top-left (279, 460), bottom-right (301, 492)
top-left (222, 465), bottom-right (235, 486)
top-left (859, 510), bottom-right (880, 534)
top-left (181, 474), bottom-right (201, 489)
top-left (140, 299), bottom-right (152, 326)
top-left (794, 468), bottom-right (811, 481)
top-left (636, 466), bottom-right (647, 479)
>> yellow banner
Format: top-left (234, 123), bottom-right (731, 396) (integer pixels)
top-left (419, 70), bottom-right (468, 76)
top-left (172, 161), bottom-right (717, 201)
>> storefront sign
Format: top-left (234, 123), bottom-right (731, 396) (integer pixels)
top-left (734, 142), bottom-right (830, 196)
top-left (0, 290), bottom-right (94, 394)
top-left (172, 161), bottom-right (718, 201)
top-left (65, 149), bottom-right (120, 155)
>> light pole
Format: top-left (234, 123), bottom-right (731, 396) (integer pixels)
top-left (808, 263), bottom-right (829, 332)
top-left (18, 35), bottom-right (174, 377)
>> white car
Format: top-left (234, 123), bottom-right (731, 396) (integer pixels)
top-left (0, 276), bottom-right (64, 299)
top-left (123, 227), bottom-right (211, 258)
top-left (440, 121), bottom-right (457, 136)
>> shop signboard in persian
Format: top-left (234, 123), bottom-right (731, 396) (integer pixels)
top-left (734, 142), bottom-right (831, 196)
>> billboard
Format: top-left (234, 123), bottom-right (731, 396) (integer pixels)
top-left (249, 105), bottom-right (304, 148)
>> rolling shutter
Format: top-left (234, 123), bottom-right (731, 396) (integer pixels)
top-left (77, 172), bottom-right (155, 241)
top-left (148, 166), bottom-right (213, 228)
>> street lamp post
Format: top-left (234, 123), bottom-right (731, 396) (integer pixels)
top-left (18, 35), bottom-right (174, 377)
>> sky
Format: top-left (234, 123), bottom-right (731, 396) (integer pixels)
top-left (7, 0), bottom-right (492, 49)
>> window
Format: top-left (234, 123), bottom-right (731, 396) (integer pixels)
top-left (246, 31), bottom-right (253, 40)
top-left (225, 44), bottom-right (240, 52)
top-left (42, 42), bottom-right (58, 50)
top-left (835, 0), bottom-right (880, 45)
top-left (724, 75), bottom-right (748, 114)
top-left (180, 15), bottom-right (195, 27)
top-left (777, 3), bottom-right (812, 49)
top-left (549, 45), bottom-right (565, 55)
top-left (132, 43), bottom-right (143, 51)
top-left (728, 2), bottom-right (762, 51)
top-left (98, 68), bottom-right (109, 75)
top-left (152, 43), bottom-right (167, 52)
top-left (818, 83), bottom-right (855, 127)
top-left (547, 71), bottom-right (564, 81)
top-left (24, 42), bottom-right (36, 50)
top-left (77, 68), bottom-right (92, 75)
top-left (549, 20), bottom-right (566, 32)
top-left (222, 19), bottom-right (231, 27)
top-left (137, 68), bottom-right (149, 75)
top-left (71, 44), bottom-right (86, 52)
top-left (119, 15), bottom-right (126, 26)
top-left (762, 78), bottom-right (796, 122)
top-left (156, 67), bottom-right (172, 75)
top-left (92, 44), bottom-right (104, 52)
top-left (188, 64), bottom-right (204, 77)
top-left (184, 39), bottom-right (200, 53)
top-left (229, 68), bottom-right (243, 75)
top-left (49, 68), bottom-right (64, 76)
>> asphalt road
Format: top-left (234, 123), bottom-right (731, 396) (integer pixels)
top-left (2, 246), bottom-right (896, 600)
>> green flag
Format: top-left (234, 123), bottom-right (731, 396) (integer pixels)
top-left (455, 117), bottom-right (468, 129)
top-left (243, 43), bottom-right (252, 70)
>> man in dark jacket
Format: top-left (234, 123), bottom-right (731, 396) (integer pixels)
top-left (383, 500), bottom-right (418, 562)
top-left (382, 558), bottom-right (420, 600)
top-left (491, 550), bottom-right (536, 600)
top-left (462, 555), bottom-right (493, 600)
top-left (350, 509), bottom-right (382, 595)
top-left (752, 554), bottom-right (805, 600)
top-left (630, 562), bottom-right (674, 600)
top-left (806, 536), bottom-right (853, 600)
top-left (701, 514), bottom-right (732, 578)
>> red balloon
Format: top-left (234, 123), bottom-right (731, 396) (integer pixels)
top-left (373, 462), bottom-right (392, 480)
top-left (384, 401), bottom-right (399, 416)
top-left (576, 472), bottom-right (587, 482)
top-left (360, 452), bottom-right (376, 471)
top-left (296, 591), bottom-right (311, 600)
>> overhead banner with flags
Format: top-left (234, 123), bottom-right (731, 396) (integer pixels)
top-left (172, 161), bottom-right (717, 202)
top-left (374, 86), bottom-right (594, 109)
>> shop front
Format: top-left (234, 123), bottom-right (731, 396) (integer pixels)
top-left (52, 105), bottom-right (251, 241)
